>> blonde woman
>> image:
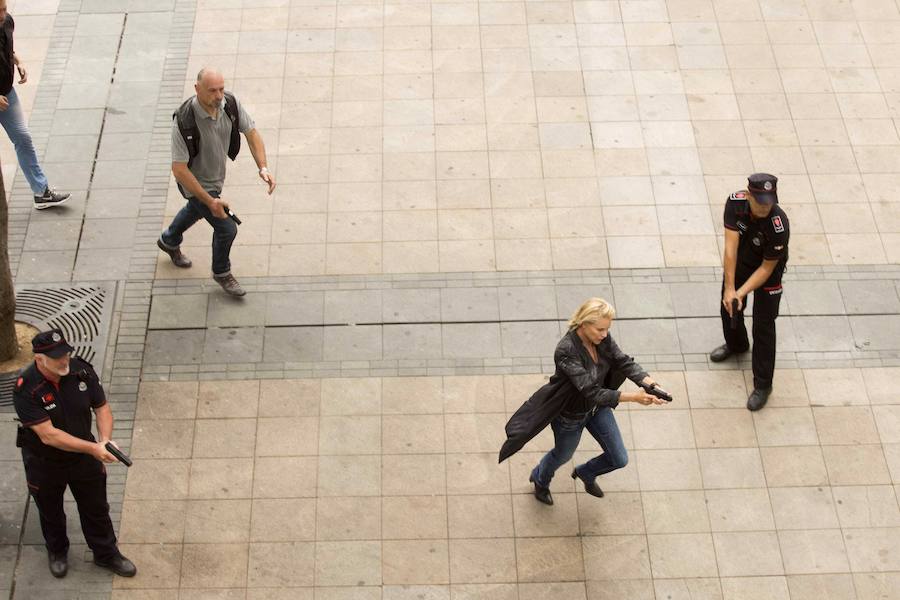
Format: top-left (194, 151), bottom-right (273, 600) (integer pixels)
top-left (514, 298), bottom-right (669, 505)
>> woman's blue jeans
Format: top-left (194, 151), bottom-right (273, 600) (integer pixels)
top-left (0, 87), bottom-right (49, 195)
top-left (531, 407), bottom-right (628, 487)
top-left (160, 191), bottom-right (237, 276)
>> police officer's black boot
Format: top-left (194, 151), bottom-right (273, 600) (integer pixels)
top-left (48, 550), bottom-right (68, 578)
top-left (710, 344), bottom-right (744, 362)
top-left (528, 474), bottom-right (553, 505)
top-left (747, 388), bottom-right (772, 411)
top-left (94, 552), bottom-right (137, 577)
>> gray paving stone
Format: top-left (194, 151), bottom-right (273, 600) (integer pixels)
top-left (57, 82), bottom-right (111, 109)
top-left (382, 288), bottom-right (441, 323)
top-left (50, 107), bottom-right (104, 136)
top-left (791, 316), bottom-right (854, 352)
top-left (324, 289), bottom-right (382, 324)
top-left (612, 282), bottom-right (675, 318)
top-left (72, 249), bottom-right (133, 281)
top-left (144, 329), bottom-right (205, 365)
top-left (500, 321), bottom-right (563, 358)
top-left (442, 323), bottom-right (502, 359)
top-left (499, 285), bottom-right (558, 321)
top-left (783, 280), bottom-right (845, 316)
top-left (24, 220), bottom-right (81, 251)
top-left (613, 318), bottom-right (682, 356)
top-left (849, 315), bottom-right (900, 351)
top-left (323, 325), bottom-right (383, 361)
top-left (79, 218), bottom-right (137, 249)
top-left (74, 12), bottom-right (125, 36)
top-left (262, 327), bottom-right (324, 362)
top-left (203, 326), bottom-right (264, 363)
top-left (85, 188), bottom-right (143, 219)
top-left (102, 105), bottom-right (157, 133)
top-left (383, 323), bottom-right (443, 359)
top-left (440, 286), bottom-right (500, 322)
top-left (675, 317), bottom-right (723, 355)
top-left (148, 294), bottom-right (208, 329)
top-left (669, 281), bottom-right (721, 317)
top-left (43, 135), bottom-right (99, 163)
top-left (62, 58), bottom-right (116, 84)
top-left (91, 160), bottom-right (147, 189)
top-left (839, 280), bottom-right (900, 315)
top-left (37, 161), bottom-right (93, 192)
top-left (108, 81), bottom-right (160, 107)
top-left (555, 284), bottom-right (614, 319)
top-left (266, 291), bottom-right (325, 326)
top-left (207, 293), bottom-right (266, 327)
top-left (97, 132), bottom-right (153, 160)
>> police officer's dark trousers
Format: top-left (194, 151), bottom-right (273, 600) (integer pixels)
top-left (22, 449), bottom-right (118, 560)
top-left (720, 263), bottom-right (784, 390)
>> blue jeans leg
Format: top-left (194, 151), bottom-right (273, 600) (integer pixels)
top-left (532, 416), bottom-right (585, 488)
top-left (0, 88), bottom-right (49, 194)
top-left (161, 192), bottom-right (237, 276)
top-left (577, 407), bottom-right (628, 481)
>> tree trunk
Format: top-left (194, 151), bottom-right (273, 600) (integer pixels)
top-left (0, 165), bottom-right (17, 362)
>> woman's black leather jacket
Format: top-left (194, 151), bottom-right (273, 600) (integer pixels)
top-left (551, 329), bottom-right (649, 416)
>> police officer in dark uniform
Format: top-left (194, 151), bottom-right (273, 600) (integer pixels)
top-left (13, 330), bottom-right (136, 578)
top-left (709, 173), bottom-right (790, 411)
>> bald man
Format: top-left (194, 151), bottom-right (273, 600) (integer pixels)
top-left (158, 68), bottom-right (275, 297)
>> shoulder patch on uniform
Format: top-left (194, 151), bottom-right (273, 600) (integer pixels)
top-left (773, 245), bottom-right (784, 250)
top-left (771, 215), bottom-right (785, 233)
top-left (15, 377), bottom-right (23, 390)
top-left (729, 191), bottom-right (747, 201)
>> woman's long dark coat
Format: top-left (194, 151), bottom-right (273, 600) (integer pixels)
top-left (498, 330), bottom-right (648, 463)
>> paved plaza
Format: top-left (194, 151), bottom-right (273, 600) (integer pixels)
top-left (1, 0), bottom-right (900, 598)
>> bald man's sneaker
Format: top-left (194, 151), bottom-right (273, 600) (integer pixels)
top-left (157, 238), bottom-right (192, 268)
top-left (747, 387), bottom-right (772, 411)
top-left (213, 273), bottom-right (246, 297)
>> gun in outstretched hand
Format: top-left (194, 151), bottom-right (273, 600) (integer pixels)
top-left (639, 382), bottom-right (672, 402)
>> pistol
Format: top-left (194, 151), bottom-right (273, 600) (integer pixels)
top-left (105, 442), bottom-right (132, 467)
top-left (226, 208), bottom-right (242, 225)
top-left (730, 298), bottom-right (739, 330)
top-left (639, 382), bottom-right (673, 402)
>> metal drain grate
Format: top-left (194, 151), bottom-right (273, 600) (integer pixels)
top-left (0, 283), bottom-right (116, 409)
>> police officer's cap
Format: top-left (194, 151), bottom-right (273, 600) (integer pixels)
top-left (747, 173), bottom-right (778, 205)
top-left (31, 329), bottom-right (75, 358)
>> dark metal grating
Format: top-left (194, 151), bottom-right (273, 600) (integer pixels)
top-left (0, 283), bottom-right (115, 409)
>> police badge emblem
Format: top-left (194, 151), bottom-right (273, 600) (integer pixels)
top-left (52, 332), bottom-right (61, 342)
top-left (79, 381), bottom-right (88, 392)
top-left (763, 181), bottom-right (772, 191)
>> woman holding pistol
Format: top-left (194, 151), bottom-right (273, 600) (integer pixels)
top-left (527, 298), bottom-right (669, 505)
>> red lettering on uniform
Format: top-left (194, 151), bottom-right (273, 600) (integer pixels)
top-left (771, 215), bottom-right (784, 233)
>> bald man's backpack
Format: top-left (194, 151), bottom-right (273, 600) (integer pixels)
top-left (172, 92), bottom-right (241, 198)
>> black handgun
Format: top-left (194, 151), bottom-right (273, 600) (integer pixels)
top-left (226, 208), bottom-right (242, 225)
top-left (105, 442), bottom-right (132, 467)
top-left (639, 382), bottom-right (673, 402)
top-left (730, 298), bottom-right (739, 330)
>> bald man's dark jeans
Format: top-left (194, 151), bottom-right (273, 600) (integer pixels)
top-left (161, 191), bottom-right (237, 276)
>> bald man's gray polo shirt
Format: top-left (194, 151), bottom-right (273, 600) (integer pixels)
top-left (171, 95), bottom-right (255, 197)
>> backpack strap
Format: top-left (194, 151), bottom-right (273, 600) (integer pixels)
top-left (173, 97), bottom-right (200, 169)
top-left (223, 91), bottom-right (241, 162)
top-left (173, 97), bottom-right (199, 199)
